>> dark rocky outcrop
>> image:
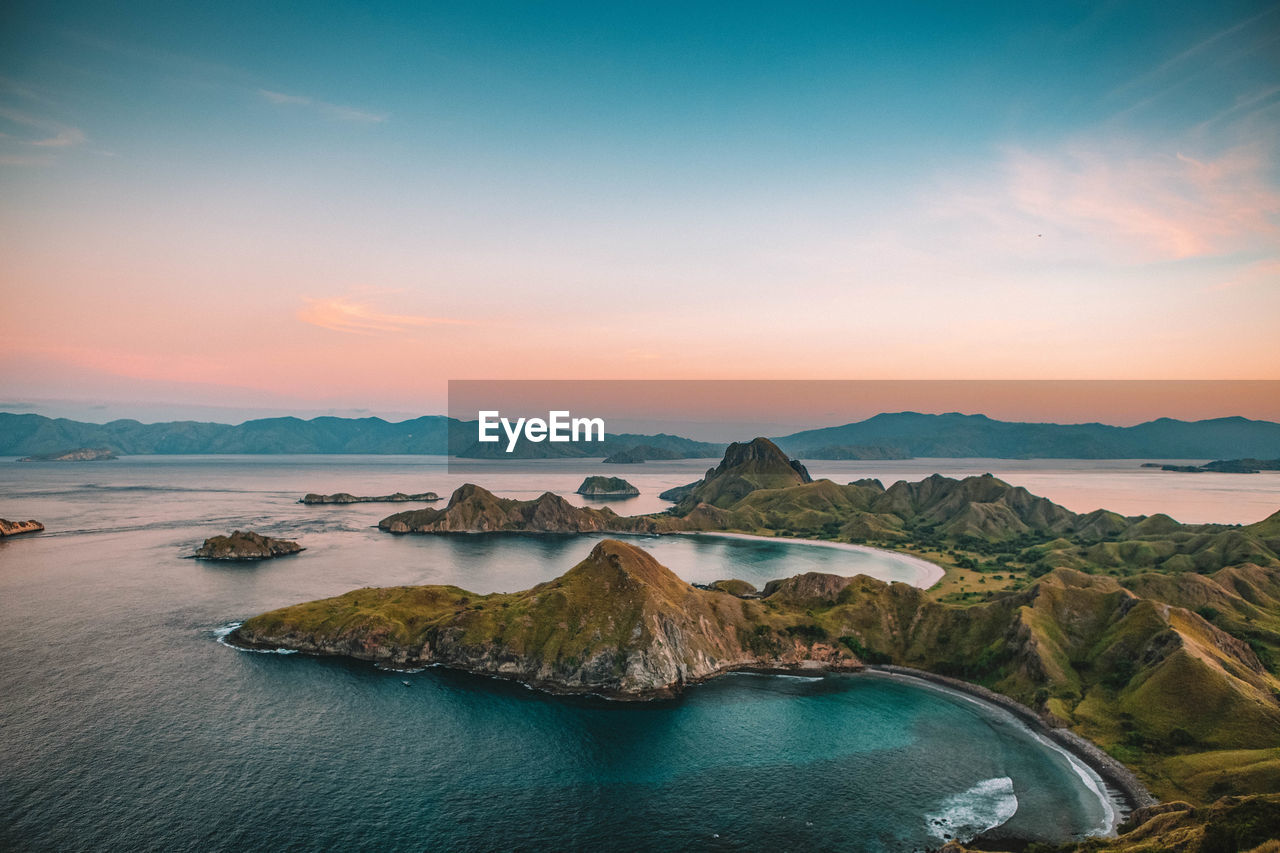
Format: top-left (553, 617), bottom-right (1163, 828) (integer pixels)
top-left (575, 476), bottom-right (640, 497)
top-left (301, 491), bottom-right (439, 504)
top-left (0, 518), bottom-right (43, 536)
top-left (194, 531), bottom-right (303, 561)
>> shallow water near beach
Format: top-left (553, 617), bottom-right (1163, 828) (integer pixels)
top-left (0, 455), bottom-right (1204, 850)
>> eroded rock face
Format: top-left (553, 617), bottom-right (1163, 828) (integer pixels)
top-left (0, 518), bottom-right (43, 536)
top-left (193, 530), bottom-right (303, 561)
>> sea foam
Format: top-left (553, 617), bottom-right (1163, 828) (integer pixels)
top-left (924, 776), bottom-right (1018, 842)
top-left (213, 622), bottom-right (298, 654)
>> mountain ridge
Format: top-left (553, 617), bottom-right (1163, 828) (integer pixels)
top-left (4, 411), bottom-right (1280, 458)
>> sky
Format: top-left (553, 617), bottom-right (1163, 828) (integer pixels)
top-left (1, 1), bottom-right (1278, 423)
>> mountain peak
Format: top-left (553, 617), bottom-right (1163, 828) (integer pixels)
top-left (676, 437), bottom-right (813, 511)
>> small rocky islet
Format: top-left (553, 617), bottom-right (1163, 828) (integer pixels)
top-left (574, 476), bottom-right (640, 497)
top-left (300, 491), bottom-right (440, 504)
top-left (193, 530), bottom-right (303, 561)
top-left (0, 518), bottom-right (44, 537)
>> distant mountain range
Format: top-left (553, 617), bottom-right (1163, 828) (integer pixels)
top-left (0, 413), bottom-right (720, 459)
top-left (2, 410), bottom-right (1279, 460)
top-left (772, 412), bottom-right (1280, 460)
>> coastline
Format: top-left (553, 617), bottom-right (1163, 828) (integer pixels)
top-left (666, 529), bottom-right (946, 588)
top-left (866, 664), bottom-right (1157, 815)
top-left (220, 617), bottom-right (1152, 825)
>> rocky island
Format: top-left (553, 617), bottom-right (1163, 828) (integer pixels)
top-left (574, 476), bottom-right (640, 497)
top-left (194, 530), bottom-right (304, 561)
top-left (0, 518), bottom-right (44, 536)
top-left (239, 438), bottom-right (1280, 845)
top-left (1155, 458), bottom-right (1280, 474)
top-left (231, 534), bottom-right (1279, 804)
top-left (18, 447), bottom-right (117, 462)
top-left (301, 491), bottom-right (440, 504)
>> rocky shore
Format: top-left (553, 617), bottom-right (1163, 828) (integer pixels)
top-left (869, 665), bottom-right (1156, 812)
top-left (0, 518), bottom-right (44, 537)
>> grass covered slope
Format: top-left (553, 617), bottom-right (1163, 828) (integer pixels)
top-left (233, 539), bottom-right (859, 698)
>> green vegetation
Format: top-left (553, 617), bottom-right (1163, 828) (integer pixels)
top-left (341, 438), bottom-right (1280, 807)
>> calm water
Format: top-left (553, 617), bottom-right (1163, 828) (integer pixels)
top-left (0, 455), bottom-right (1205, 850)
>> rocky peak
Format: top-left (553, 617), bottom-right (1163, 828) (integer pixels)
top-left (676, 437), bottom-right (814, 511)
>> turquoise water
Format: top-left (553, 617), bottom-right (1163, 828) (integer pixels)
top-left (0, 456), bottom-right (1117, 850)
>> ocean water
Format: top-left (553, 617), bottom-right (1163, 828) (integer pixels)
top-left (0, 454), bottom-right (1224, 850)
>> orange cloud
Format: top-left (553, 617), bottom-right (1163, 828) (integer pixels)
top-left (997, 140), bottom-right (1280, 260)
top-left (298, 295), bottom-right (467, 334)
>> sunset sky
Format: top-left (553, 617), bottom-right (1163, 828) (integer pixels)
top-left (2, 1), bottom-right (1278, 423)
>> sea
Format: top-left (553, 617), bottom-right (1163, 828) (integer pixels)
top-left (2, 455), bottom-right (1275, 851)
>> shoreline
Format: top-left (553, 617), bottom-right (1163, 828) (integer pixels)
top-left (220, 623), bottom-right (1153, 825)
top-left (866, 664), bottom-right (1157, 816)
top-left (659, 529), bottom-right (946, 589)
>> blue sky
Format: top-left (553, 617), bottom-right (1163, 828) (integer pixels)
top-left (1, 1), bottom-right (1277, 419)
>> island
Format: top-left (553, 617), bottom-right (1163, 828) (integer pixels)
top-left (237, 438), bottom-right (1280, 849)
top-left (574, 476), bottom-right (640, 497)
top-left (18, 447), bottom-right (117, 462)
top-left (193, 530), bottom-right (304, 561)
top-left (0, 518), bottom-right (44, 537)
top-left (1154, 458), bottom-right (1280, 474)
top-left (300, 491), bottom-right (440, 504)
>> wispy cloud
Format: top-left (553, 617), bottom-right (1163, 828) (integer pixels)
top-left (258, 89), bottom-right (387, 123)
top-left (298, 296), bottom-right (465, 334)
top-left (934, 134), bottom-right (1280, 262)
top-left (0, 107), bottom-right (86, 148)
